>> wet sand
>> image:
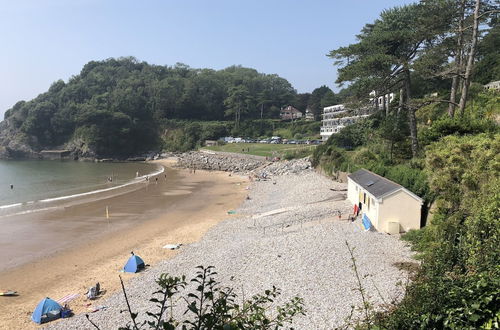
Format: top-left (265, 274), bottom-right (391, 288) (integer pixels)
top-left (0, 160), bottom-right (248, 329)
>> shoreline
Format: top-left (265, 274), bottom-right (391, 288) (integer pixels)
top-left (0, 159), bottom-right (249, 329)
top-left (45, 164), bottom-right (415, 329)
top-left (0, 160), bottom-right (161, 217)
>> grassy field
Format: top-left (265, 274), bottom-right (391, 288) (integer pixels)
top-left (204, 143), bottom-right (316, 158)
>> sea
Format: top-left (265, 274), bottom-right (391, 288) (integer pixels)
top-left (0, 160), bottom-right (161, 216)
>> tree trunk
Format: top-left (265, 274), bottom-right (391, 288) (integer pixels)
top-left (448, 0), bottom-right (466, 118)
top-left (458, 0), bottom-right (481, 116)
top-left (405, 68), bottom-right (419, 157)
top-left (382, 94), bottom-right (387, 116)
top-left (386, 94), bottom-right (390, 116)
top-left (398, 88), bottom-right (404, 116)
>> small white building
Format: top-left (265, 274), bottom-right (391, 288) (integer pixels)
top-left (305, 108), bottom-right (314, 121)
top-left (484, 80), bottom-right (500, 90)
top-left (347, 169), bottom-right (423, 234)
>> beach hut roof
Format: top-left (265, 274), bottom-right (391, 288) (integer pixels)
top-left (348, 169), bottom-right (423, 203)
top-left (31, 297), bottom-right (61, 324)
top-left (123, 255), bottom-right (145, 273)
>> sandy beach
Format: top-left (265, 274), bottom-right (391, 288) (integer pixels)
top-left (0, 159), bottom-right (248, 330)
top-left (45, 157), bottom-right (415, 330)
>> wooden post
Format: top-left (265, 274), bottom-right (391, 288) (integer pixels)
top-left (106, 206), bottom-right (110, 226)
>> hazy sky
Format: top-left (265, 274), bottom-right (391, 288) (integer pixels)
top-left (0, 0), bottom-right (415, 118)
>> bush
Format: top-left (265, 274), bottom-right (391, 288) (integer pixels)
top-left (419, 116), bottom-right (498, 147)
top-left (87, 266), bottom-right (305, 330)
top-left (376, 134), bottom-right (500, 329)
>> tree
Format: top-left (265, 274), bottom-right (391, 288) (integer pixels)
top-left (458, 0), bottom-right (482, 115)
top-left (309, 86), bottom-right (333, 120)
top-left (320, 90), bottom-right (339, 108)
top-left (224, 85), bottom-right (251, 130)
top-left (294, 93), bottom-right (311, 114)
top-left (329, 3), bottom-right (450, 157)
top-left (475, 19), bottom-right (500, 84)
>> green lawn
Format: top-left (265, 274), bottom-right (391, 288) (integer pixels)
top-left (203, 143), bottom-right (316, 158)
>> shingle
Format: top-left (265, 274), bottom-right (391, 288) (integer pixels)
top-left (348, 169), bottom-right (401, 199)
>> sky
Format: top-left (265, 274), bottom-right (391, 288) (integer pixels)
top-left (0, 0), bottom-right (416, 118)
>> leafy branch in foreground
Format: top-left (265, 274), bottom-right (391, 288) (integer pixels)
top-left (88, 265), bottom-right (305, 330)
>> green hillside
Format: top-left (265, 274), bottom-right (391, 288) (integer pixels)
top-left (1, 59), bottom-right (298, 158)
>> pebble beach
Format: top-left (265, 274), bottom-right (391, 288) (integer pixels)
top-left (47, 156), bottom-right (415, 329)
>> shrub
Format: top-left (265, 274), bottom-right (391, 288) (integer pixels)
top-left (87, 266), bottom-right (305, 330)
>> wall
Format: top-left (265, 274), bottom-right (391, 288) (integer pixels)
top-left (347, 178), bottom-right (379, 227)
top-left (379, 190), bottom-right (421, 232)
top-left (347, 178), bottom-right (357, 205)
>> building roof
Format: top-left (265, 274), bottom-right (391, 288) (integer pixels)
top-left (348, 169), bottom-right (423, 203)
top-left (281, 106), bottom-right (302, 114)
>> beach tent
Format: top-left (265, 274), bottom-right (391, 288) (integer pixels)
top-left (31, 297), bottom-right (62, 324)
top-left (123, 254), bottom-right (145, 273)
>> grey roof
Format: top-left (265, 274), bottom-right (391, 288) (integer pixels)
top-left (348, 169), bottom-right (402, 199)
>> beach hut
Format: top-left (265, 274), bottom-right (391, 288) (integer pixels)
top-left (347, 169), bottom-right (423, 234)
top-left (123, 254), bottom-right (145, 273)
top-left (31, 297), bottom-right (62, 324)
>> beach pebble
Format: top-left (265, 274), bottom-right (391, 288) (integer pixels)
top-left (47, 168), bottom-right (414, 330)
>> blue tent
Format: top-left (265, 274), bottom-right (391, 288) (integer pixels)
top-left (123, 254), bottom-right (145, 273)
top-left (31, 297), bottom-right (62, 324)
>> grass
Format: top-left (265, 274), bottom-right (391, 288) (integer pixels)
top-left (203, 143), bottom-right (316, 158)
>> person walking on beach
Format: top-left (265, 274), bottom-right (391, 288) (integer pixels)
top-left (10, 184), bottom-right (13, 189)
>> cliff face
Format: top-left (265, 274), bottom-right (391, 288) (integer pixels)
top-left (0, 118), bottom-right (39, 159)
top-left (0, 118), bottom-right (99, 160)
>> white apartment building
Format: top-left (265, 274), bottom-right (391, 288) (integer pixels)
top-left (369, 91), bottom-right (395, 112)
top-left (320, 104), bottom-right (368, 141)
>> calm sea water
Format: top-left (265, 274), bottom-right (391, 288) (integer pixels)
top-left (0, 160), bottom-right (159, 207)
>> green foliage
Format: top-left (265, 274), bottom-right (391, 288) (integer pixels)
top-left (282, 146), bottom-right (315, 160)
top-left (5, 58), bottom-right (298, 157)
top-left (91, 266), bottom-right (305, 330)
top-left (425, 133), bottom-right (499, 210)
top-left (206, 143), bottom-right (314, 158)
top-left (475, 21), bottom-right (500, 85)
top-left (308, 85), bottom-right (338, 120)
top-left (377, 133), bottom-right (500, 329)
top-left (161, 120), bottom-right (320, 152)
